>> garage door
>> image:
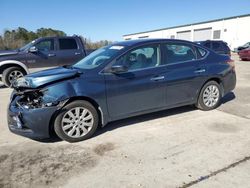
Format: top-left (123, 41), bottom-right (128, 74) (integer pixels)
top-left (193, 28), bottom-right (212, 41)
top-left (176, 30), bottom-right (191, 41)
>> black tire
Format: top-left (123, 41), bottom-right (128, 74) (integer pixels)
top-left (54, 100), bottom-right (99, 142)
top-left (2, 66), bottom-right (26, 87)
top-left (196, 81), bottom-right (222, 111)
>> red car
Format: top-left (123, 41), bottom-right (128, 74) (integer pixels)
top-left (239, 48), bottom-right (250, 61)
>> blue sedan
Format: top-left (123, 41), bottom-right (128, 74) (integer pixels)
top-left (8, 39), bottom-right (236, 142)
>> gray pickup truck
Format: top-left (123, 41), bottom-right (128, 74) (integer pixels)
top-left (0, 35), bottom-right (87, 87)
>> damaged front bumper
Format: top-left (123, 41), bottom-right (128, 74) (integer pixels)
top-left (8, 89), bottom-right (68, 139)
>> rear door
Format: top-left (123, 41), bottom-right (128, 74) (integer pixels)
top-left (161, 42), bottom-right (206, 106)
top-left (57, 37), bottom-right (84, 66)
top-left (105, 44), bottom-right (167, 119)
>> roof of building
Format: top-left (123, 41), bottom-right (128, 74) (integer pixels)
top-left (123, 13), bottom-right (250, 37)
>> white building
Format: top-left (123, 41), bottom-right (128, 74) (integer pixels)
top-left (123, 14), bottom-right (250, 50)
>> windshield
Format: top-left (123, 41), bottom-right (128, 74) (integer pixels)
top-left (243, 42), bottom-right (250, 47)
top-left (19, 40), bottom-right (36, 51)
top-left (73, 45), bottom-right (125, 69)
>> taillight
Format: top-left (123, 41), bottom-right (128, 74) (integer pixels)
top-left (226, 59), bottom-right (235, 72)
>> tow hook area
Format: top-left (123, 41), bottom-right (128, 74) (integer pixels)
top-left (12, 114), bottom-right (22, 129)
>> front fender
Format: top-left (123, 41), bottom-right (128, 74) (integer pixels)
top-left (42, 78), bottom-right (109, 126)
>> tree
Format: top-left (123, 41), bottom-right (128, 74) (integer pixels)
top-left (0, 27), bottom-right (113, 50)
top-left (81, 36), bottom-right (113, 49)
top-left (0, 27), bottom-right (66, 50)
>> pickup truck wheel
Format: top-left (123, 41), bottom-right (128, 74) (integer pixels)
top-left (54, 100), bottom-right (99, 142)
top-left (2, 67), bottom-right (25, 87)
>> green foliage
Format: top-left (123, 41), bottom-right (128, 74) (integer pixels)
top-left (0, 27), bottom-right (113, 50)
top-left (80, 36), bottom-right (113, 50)
top-left (0, 27), bottom-right (66, 50)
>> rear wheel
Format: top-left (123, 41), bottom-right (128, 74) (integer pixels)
top-left (2, 66), bottom-right (25, 87)
top-left (196, 81), bottom-right (222, 111)
top-left (54, 100), bottom-right (99, 142)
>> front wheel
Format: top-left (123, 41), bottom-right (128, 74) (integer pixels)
top-left (196, 81), bottom-right (222, 111)
top-left (54, 100), bottom-right (99, 142)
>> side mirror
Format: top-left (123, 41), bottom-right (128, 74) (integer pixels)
top-left (110, 65), bottom-right (128, 74)
top-left (29, 46), bottom-right (38, 53)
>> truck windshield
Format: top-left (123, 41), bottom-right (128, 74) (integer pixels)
top-left (73, 45), bottom-right (125, 69)
top-left (19, 40), bottom-right (36, 51)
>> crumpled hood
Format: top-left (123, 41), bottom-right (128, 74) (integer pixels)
top-left (0, 50), bottom-right (19, 56)
top-left (13, 67), bottom-right (82, 89)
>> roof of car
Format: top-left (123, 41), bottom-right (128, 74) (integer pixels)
top-left (37, 36), bottom-right (79, 40)
top-left (112, 38), bottom-right (195, 46)
top-left (195, 40), bottom-right (227, 43)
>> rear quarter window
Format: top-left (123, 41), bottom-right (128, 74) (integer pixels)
top-left (196, 47), bottom-right (208, 59)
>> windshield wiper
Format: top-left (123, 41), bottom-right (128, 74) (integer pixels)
top-left (63, 65), bottom-right (82, 70)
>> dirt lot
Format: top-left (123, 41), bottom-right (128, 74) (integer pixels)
top-left (0, 55), bottom-right (250, 188)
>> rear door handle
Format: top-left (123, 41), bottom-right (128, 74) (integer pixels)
top-left (150, 76), bottom-right (165, 81)
top-left (194, 69), bottom-right (206, 73)
top-left (75, 52), bottom-right (81, 55)
top-left (48, 53), bottom-right (56, 57)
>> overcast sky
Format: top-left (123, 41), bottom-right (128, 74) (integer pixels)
top-left (0, 0), bottom-right (250, 41)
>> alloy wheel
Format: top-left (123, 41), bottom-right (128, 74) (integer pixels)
top-left (61, 107), bottom-right (94, 138)
top-left (8, 70), bottom-right (23, 83)
top-left (202, 85), bottom-right (220, 107)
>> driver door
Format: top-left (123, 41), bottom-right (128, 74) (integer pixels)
top-left (26, 39), bottom-right (58, 71)
top-left (105, 44), bottom-right (167, 120)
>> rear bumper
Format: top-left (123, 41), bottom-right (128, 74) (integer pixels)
top-left (8, 97), bottom-right (58, 139)
top-left (222, 70), bottom-right (236, 96)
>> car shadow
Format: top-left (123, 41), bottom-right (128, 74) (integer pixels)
top-left (38, 105), bottom-right (197, 143)
top-left (220, 92), bottom-right (236, 104)
top-left (93, 105), bottom-right (197, 138)
top-left (34, 136), bottom-right (62, 143)
top-left (0, 84), bottom-right (7, 89)
top-left (34, 93), bottom-right (236, 143)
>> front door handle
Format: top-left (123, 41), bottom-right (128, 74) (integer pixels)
top-left (48, 53), bottom-right (56, 57)
top-left (75, 52), bottom-right (81, 55)
top-left (194, 69), bottom-right (206, 73)
top-left (150, 76), bottom-right (165, 81)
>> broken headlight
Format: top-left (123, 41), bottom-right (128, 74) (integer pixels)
top-left (13, 77), bottom-right (31, 88)
top-left (16, 89), bottom-right (60, 109)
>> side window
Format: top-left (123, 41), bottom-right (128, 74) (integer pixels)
top-left (204, 42), bottom-right (211, 48)
top-left (59, 38), bottom-right (78, 50)
top-left (212, 42), bottom-right (223, 51)
top-left (115, 45), bottom-right (160, 71)
top-left (221, 43), bottom-right (229, 51)
top-left (35, 39), bottom-right (54, 51)
top-left (162, 43), bottom-right (196, 65)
